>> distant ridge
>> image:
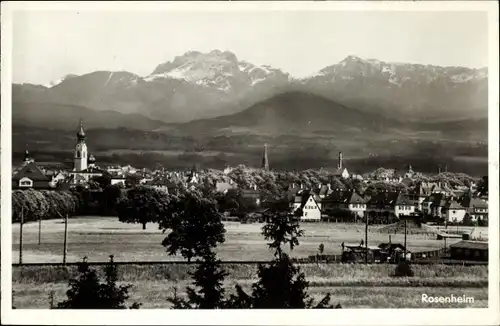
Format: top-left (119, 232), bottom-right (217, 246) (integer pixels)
top-left (12, 51), bottom-right (488, 124)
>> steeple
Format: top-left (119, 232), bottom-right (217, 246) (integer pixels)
top-left (77, 119), bottom-right (86, 141)
top-left (261, 143), bottom-right (269, 171)
top-left (338, 152), bottom-right (343, 170)
top-left (23, 148), bottom-right (34, 164)
top-left (74, 119), bottom-right (88, 172)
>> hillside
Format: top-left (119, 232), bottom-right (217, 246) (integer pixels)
top-left (169, 91), bottom-right (487, 142)
top-left (12, 102), bottom-right (166, 131)
top-left (172, 92), bottom-right (391, 136)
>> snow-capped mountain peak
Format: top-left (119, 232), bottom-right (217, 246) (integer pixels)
top-left (45, 74), bottom-right (79, 88)
top-left (146, 50), bottom-right (289, 92)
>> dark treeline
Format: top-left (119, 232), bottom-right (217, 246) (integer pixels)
top-left (13, 124), bottom-right (487, 175)
top-left (13, 149), bottom-right (487, 177)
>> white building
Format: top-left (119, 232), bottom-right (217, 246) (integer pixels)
top-left (292, 193), bottom-right (322, 221)
top-left (444, 200), bottom-right (467, 223)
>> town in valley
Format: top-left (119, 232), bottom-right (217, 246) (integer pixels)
top-left (8, 8), bottom-right (492, 311)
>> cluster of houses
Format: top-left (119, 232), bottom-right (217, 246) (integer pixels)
top-left (277, 180), bottom-right (487, 224)
top-left (12, 120), bottom-right (488, 225)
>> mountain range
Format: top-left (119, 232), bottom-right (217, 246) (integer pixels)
top-left (13, 50), bottom-right (488, 127)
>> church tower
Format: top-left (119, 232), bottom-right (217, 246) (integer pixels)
top-left (337, 151), bottom-right (343, 170)
top-left (74, 119), bottom-right (88, 172)
top-left (261, 143), bottom-right (269, 171)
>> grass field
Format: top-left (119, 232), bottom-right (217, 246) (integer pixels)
top-left (11, 216), bottom-right (488, 309)
top-left (12, 263), bottom-right (488, 309)
top-left (11, 216), bottom-right (463, 263)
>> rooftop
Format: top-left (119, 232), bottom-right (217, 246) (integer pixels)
top-left (450, 241), bottom-right (488, 251)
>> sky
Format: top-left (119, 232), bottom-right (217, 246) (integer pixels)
top-left (12, 9), bottom-right (489, 85)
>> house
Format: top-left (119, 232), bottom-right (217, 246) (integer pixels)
top-left (106, 165), bottom-right (123, 175)
top-left (394, 193), bottom-right (416, 218)
top-left (468, 198), bottom-right (488, 222)
top-left (333, 168), bottom-right (350, 179)
top-left (241, 187), bottom-right (262, 208)
top-left (460, 196), bottom-right (488, 222)
top-left (215, 180), bottom-right (237, 194)
top-left (12, 161), bottom-right (52, 189)
top-left (444, 200), bottom-right (467, 223)
top-left (413, 181), bottom-right (433, 211)
top-left (449, 241), bottom-right (488, 261)
top-left (144, 177), bottom-right (175, 193)
top-left (316, 183), bottom-right (334, 199)
top-left (426, 193), bottom-right (447, 218)
top-left (350, 174), bottom-right (364, 181)
top-left (110, 175), bottom-right (126, 186)
top-left (49, 171), bottom-right (66, 187)
top-left (366, 191), bottom-right (400, 218)
top-left (223, 165), bottom-right (233, 175)
top-left (71, 166), bottom-right (105, 185)
top-left (322, 189), bottom-right (367, 218)
top-left (121, 165), bottom-right (138, 174)
top-left (291, 191), bottom-right (322, 221)
top-left (185, 166), bottom-right (200, 185)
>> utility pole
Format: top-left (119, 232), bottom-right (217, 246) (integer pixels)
top-left (404, 218), bottom-right (407, 261)
top-left (19, 207), bottom-right (24, 265)
top-left (365, 214), bottom-right (368, 263)
top-left (63, 214), bottom-right (68, 265)
top-left (38, 216), bottom-right (42, 245)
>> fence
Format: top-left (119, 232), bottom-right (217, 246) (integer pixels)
top-left (12, 246), bottom-right (487, 268)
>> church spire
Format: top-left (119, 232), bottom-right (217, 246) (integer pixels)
top-left (23, 147), bottom-right (33, 164)
top-left (77, 119), bottom-right (86, 141)
top-left (261, 143), bottom-right (269, 171)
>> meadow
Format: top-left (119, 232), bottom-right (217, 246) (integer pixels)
top-left (10, 216), bottom-right (465, 264)
top-left (12, 263), bottom-right (488, 309)
top-left (10, 216), bottom-right (489, 309)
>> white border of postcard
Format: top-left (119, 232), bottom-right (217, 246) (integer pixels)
top-left (1, 1), bottom-right (499, 325)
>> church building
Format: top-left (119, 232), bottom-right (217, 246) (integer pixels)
top-left (333, 151), bottom-right (349, 179)
top-left (261, 143), bottom-right (269, 171)
top-left (70, 120), bottom-right (104, 184)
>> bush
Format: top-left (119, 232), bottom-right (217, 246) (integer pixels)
top-left (55, 256), bottom-right (140, 309)
top-left (393, 261), bottom-right (414, 277)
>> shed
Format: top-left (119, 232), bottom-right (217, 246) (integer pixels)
top-left (449, 240), bottom-right (488, 261)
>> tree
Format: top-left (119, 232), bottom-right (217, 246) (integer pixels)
top-left (228, 199), bottom-right (338, 309)
top-left (92, 174), bottom-right (111, 189)
top-left (318, 243), bottom-right (325, 255)
top-left (160, 190), bottom-right (225, 262)
top-left (393, 261), bottom-right (414, 277)
top-left (461, 213), bottom-right (473, 226)
top-left (160, 190), bottom-right (228, 309)
top-left (56, 256), bottom-right (140, 309)
top-left (261, 199), bottom-right (304, 260)
top-left (169, 251), bottom-right (228, 309)
top-left (476, 176), bottom-right (488, 197)
top-left (125, 174), bottom-right (141, 188)
top-left (117, 186), bottom-right (170, 229)
top-left (12, 190), bottom-right (79, 223)
top-left (100, 184), bottom-right (125, 216)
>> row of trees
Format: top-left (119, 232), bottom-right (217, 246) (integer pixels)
top-left (12, 189), bottom-right (79, 223)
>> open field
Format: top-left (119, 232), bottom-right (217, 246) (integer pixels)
top-left (12, 263), bottom-right (488, 309)
top-left (11, 216), bottom-right (462, 263)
